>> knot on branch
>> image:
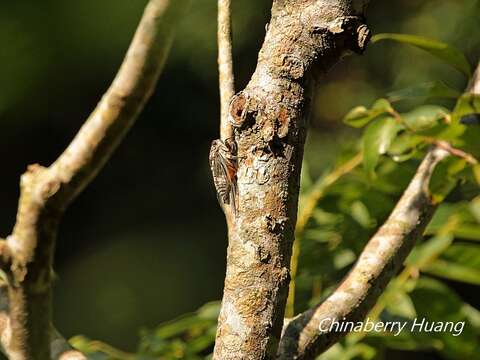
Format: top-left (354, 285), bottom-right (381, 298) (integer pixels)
top-left (0, 241), bottom-right (13, 278)
top-left (229, 91), bottom-right (257, 129)
top-left (280, 55), bottom-right (305, 80)
top-left (22, 164), bottom-right (64, 211)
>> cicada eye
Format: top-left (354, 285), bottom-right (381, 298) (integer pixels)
top-left (225, 138), bottom-right (237, 153)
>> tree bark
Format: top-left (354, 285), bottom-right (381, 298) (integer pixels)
top-left (213, 1), bottom-right (370, 358)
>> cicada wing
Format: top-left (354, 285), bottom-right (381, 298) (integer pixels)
top-left (209, 141), bottom-right (231, 206)
top-left (229, 173), bottom-right (238, 216)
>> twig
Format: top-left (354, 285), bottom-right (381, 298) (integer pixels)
top-left (217, 0), bottom-right (235, 141)
top-left (0, 0), bottom-right (189, 358)
top-left (427, 139), bottom-right (478, 164)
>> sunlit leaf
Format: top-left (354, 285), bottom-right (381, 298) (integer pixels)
top-left (350, 200), bottom-right (375, 228)
top-left (470, 197), bottom-right (480, 222)
top-left (333, 249), bottom-right (356, 269)
top-left (422, 243), bottom-right (480, 285)
top-left (388, 133), bottom-right (423, 156)
top-left (385, 290), bottom-right (417, 319)
top-left (362, 117), bottom-right (401, 179)
top-left (344, 99), bottom-right (393, 128)
top-left (401, 105), bottom-right (449, 131)
top-left (452, 93), bottom-right (480, 123)
top-left (372, 33), bottom-right (471, 76)
top-left (452, 224), bottom-right (480, 241)
top-left (424, 259), bottom-right (480, 285)
top-left (429, 157), bottom-right (466, 202)
top-left (473, 164), bottom-right (480, 185)
top-left (406, 234), bottom-right (454, 269)
top-left (155, 315), bottom-right (210, 339)
top-left (197, 301), bottom-right (221, 320)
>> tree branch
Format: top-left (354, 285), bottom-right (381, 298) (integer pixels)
top-left (213, 1), bottom-right (370, 358)
top-left (218, 0), bottom-right (235, 141)
top-left (0, 0), bottom-right (188, 358)
top-left (277, 61), bottom-right (480, 360)
top-left (0, 285), bottom-right (86, 360)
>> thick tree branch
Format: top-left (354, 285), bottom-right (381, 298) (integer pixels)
top-left (213, 1), bottom-right (370, 359)
top-left (218, 0), bottom-right (235, 141)
top-left (0, 0), bottom-right (188, 358)
top-left (277, 61), bottom-right (480, 360)
top-left (0, 285), bottom-right (86, 360)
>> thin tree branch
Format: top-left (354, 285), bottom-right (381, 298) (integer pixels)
top-left (218, 0), bottom-right (235, 141)
top-left (277, 61), bottom-right (480, 360)
top-left (0, 0), bottom-right (189, 358)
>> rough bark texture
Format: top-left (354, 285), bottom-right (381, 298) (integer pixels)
top-left (0, 286), bottom-right (85, 359)
top-left (213, 1), bottom-right (370, 359)
top-left (0, 0), bottom-right (188, 358)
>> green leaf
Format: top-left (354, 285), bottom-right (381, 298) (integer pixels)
top-left (424, 259), bottom-right (480, 285)
top-left (452, 93), bottom-right (480, 123)
top-left (371, 33), bottom-right (471, 76)
top-left (416, 121), bottom-right (466, 142)
top-left (333, 249), bottom-right (356, 269)
top-left (344, 106), bottom-right (372, 128)
top-left (197, 301), bottom-right (221, 320)
top-left (350, 200), bottom-right (375, 228)
top-left (463, 304), bottom-right (480, 331)
top-left (423, 243), bottom-right (480, 285)
top-left (385, 290), bottom-right (417, 319)
top-left (388, 134), bottom-right (423, 155)
top-left (473, 164), bottom-right (480, 185)
top-left (343, 99), bottom-right (393, 128)
top-left (406, 234), bottom-right (454, 269)
top-left (387, 133), bottom-right (423, 162)
top-left (452, 224), bottom-right (480, 241)
top-left (401, 105), bottom-right (449, 131)
top-left (470, 197), bottom-right (480, 223)
top-left (429, 157), bottom-right (466, 202)
top-left (365, 331), bottom-right (443, 352)
top-left (154, 315), bottom-right (210, 339)
top-left (362, 117), bottom-right (401, 179)
top-left (409, 278), bottom-right (479, 360)
top-left (388, 81), bottom-right (461, 102)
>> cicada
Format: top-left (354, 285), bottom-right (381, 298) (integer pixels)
top-left (209, 138), bottom-right (238, 215)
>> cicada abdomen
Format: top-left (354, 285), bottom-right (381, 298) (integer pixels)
top-left (209, 138), bottom-right (238, 216)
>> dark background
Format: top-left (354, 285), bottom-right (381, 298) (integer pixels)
top-left (0, 0), bottom-right (479, 353)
